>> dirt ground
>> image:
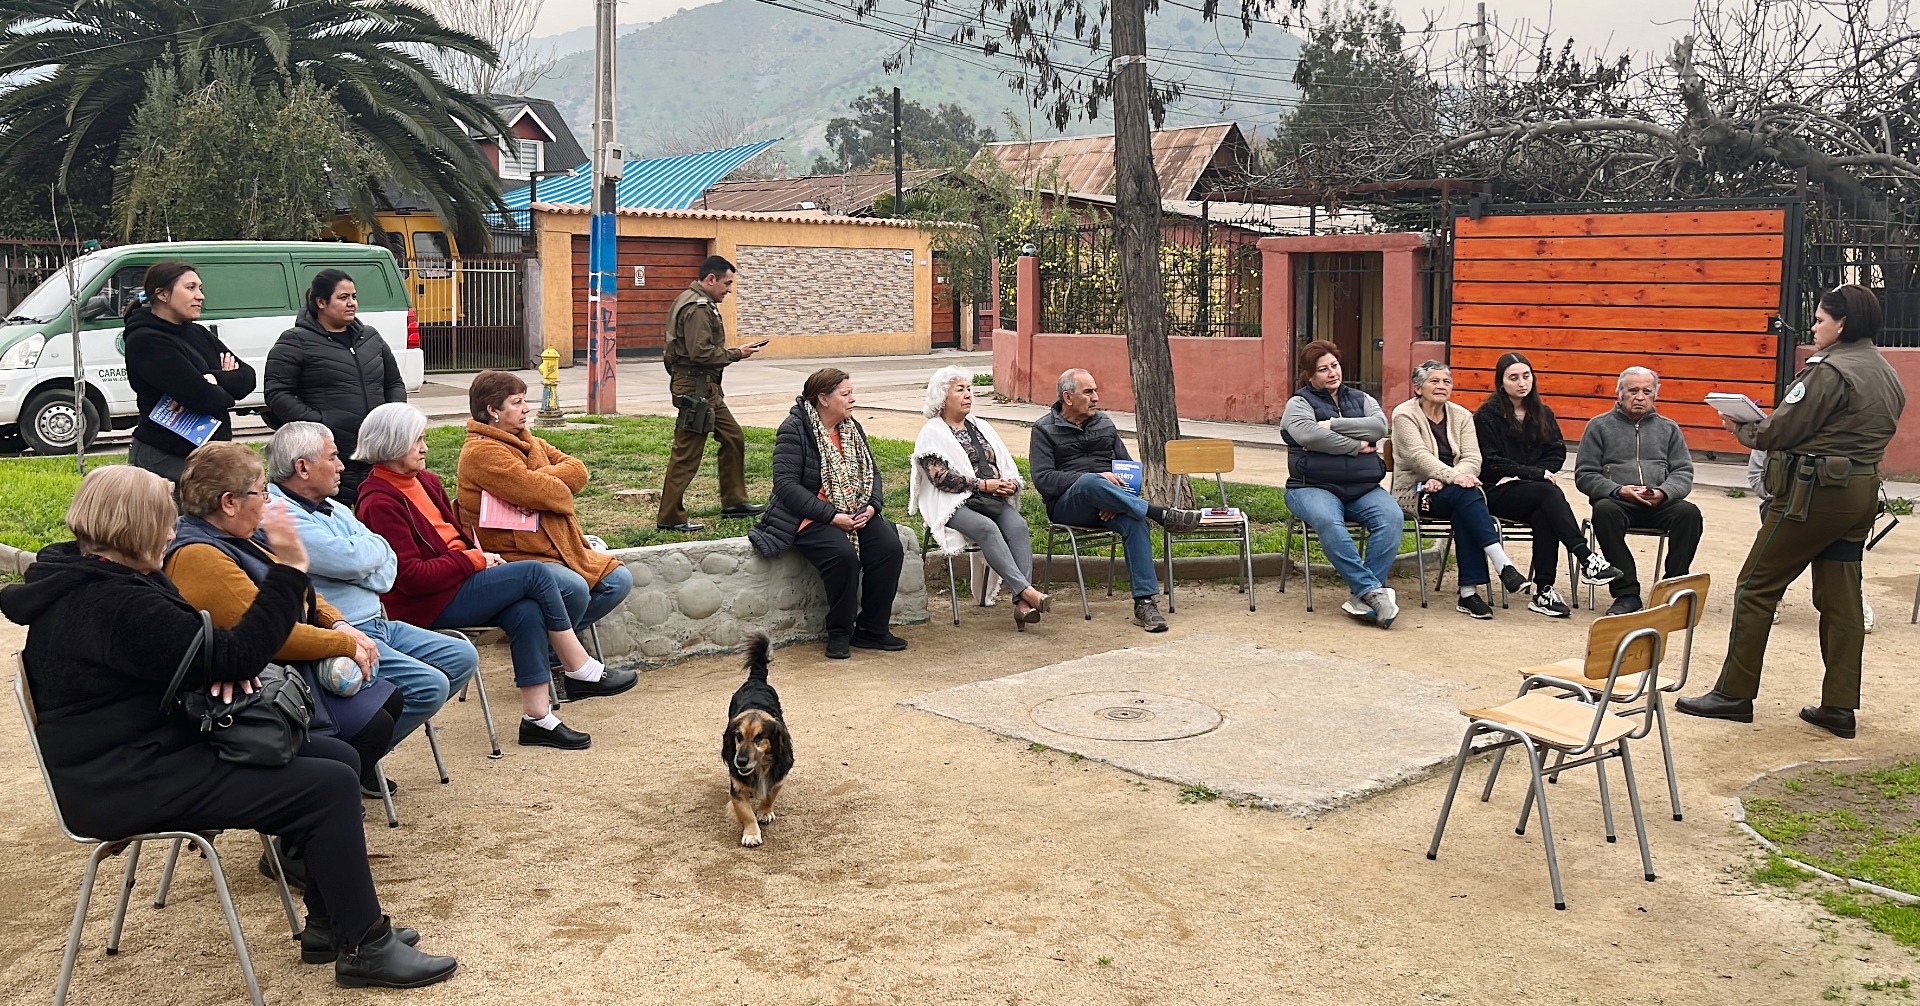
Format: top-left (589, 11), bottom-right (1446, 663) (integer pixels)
top-left (3, 483), bottom-right (1919, 1005)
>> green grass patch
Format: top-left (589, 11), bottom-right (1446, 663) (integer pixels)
top-left (1752, 854), bottom-right (1815, 889)
top-left (1177, 782), bottom-right (1221, 804)
top-left (1745, 761), bottom-right (1920, 953)
top-left (0, 453), bottom-right (130, 551)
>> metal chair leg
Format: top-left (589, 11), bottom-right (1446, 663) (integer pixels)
top-left (1414, 522), bottom-right (1430, 608)
top-left (1620, 741), bottom-right (1658, 882)
top-left (1278, 518), bottom-right (1293, 593)
top-left (375, 760), bottom-right (398, 828)
top-left (190, 834), bottom-right (266, 1006)
top-left (1652, 694), bottom-right (1682, 820)
top-left (1162, 532), bottom-right (1175, 614)
top-left (1068, 529), bottom-right (1093, 620)
top-left (1425, 725), bottom-right (1482, 861)
top-left (1105, 536), bottom-right (1117, 597)
top-left (425, 718), bottom-right (450, 784)
top-left (106, 838), bottom-right (143, 954)
top-left (1595, 756), bottom-right (1617, 844)
top-left (586, 622), bottom-right (604, 662)
top-left (945, 553), bottom-right (961, 625)
top-left (471, 658), bottom-right (502, 759)
top-left (1303, 525), bottom-right (1316, 612)
top-left (153, 838), bottom-right (183, 908)
top-left (1480, 747), bottom-right (1507, 802)
top-left (1044, 526), bottom-right (1057, 593)
top-left (259, 833), bottom-right (301, 936)
top-left (55, 843), bottom-right (113, 1006)
top-left (1521, 741), bottom-right (1568, 910)
top-left (1242, 524), bottom-right (1256, 612)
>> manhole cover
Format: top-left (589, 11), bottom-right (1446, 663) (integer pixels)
top-left (1028, 690), bottom-right (1223, 742)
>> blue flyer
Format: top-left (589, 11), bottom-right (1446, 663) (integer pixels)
top-left (149, 395), bottom-right (219, 447)
top-left (1111, 459), bottom-right (1142, 495)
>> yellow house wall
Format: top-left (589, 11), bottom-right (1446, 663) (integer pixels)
top-left (534, 210), bottom-right (934, 365)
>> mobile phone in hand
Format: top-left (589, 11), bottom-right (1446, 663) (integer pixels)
top-left (745, 339), bottom-right (770, 349)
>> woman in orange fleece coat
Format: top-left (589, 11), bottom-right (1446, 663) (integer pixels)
top-left (455, 370), bottom-right (634, 640)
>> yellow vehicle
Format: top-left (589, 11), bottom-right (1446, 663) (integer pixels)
top-left (328, 213), bottom-right (459, 324)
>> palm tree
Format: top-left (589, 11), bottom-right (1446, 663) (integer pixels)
top-left (0, 0), bottom-right (509, 249)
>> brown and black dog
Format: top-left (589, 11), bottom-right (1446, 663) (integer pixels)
top-left (722, 636), bottom-right (792, 847)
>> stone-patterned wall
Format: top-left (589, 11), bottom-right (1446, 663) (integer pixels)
top-left (735, 245), bottom-right (916, 336)
top-left (591, 526), bottom-right (929, 668)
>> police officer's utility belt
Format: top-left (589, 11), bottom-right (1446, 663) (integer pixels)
top-left (1768, 453), bottom-right (1879, 523)
top-left (669, 369), bottom-right (719, 435)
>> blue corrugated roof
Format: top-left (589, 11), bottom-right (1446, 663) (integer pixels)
top-left (496, 139), bottom-right (780, 226)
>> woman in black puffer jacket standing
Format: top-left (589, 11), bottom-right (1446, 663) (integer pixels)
top-left (125, 260), bottom-right (256, 482)
top-left (265, 269), bottom-right (406, 505)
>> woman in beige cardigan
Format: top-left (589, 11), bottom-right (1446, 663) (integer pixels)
top-left (1390, 360), bottom-right (1525, 619)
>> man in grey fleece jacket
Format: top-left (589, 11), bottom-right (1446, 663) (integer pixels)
top-left (1574, 367), bottom-right (1704, 614)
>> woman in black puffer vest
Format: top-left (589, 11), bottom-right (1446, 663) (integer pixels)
top-left (124, 260), bottom-right (256, 482)
top-left (265, 269), bottom-right (406, 505)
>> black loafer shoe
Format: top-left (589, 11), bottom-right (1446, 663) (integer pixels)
top-left (1799, 705), bottom-right (1857, 739)
top-left (1606, 594), bottom-right (1644, 616)
top-left (301, 917), bottom-right (419, 965)
top-left (656, 522), bottom-right (706, 534)
top-left (1674, 690), bottom-right (1754, 723)
top-left (518, 718), bottom-right (591, 750)
top-left (851, 631), bottom-right (909, 651)
top-left (335, 918), bottom-right (458, 989)
top-left (558, 666), bottom-right (637, 700)
top-left (719, 503), bottom-right (766, 517)
top-left (825, 636), bottom-right (851, 660)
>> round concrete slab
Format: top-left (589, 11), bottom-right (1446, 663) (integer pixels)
top-left (1028, 690), bottom-right (1223, 742)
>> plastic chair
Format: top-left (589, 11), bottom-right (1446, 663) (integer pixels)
top-left (1160, 438), bottom-right (1255, 613)
top-left (1425, 601), bottom-right (1686, 909)
top-left (16, 665), bottom-right (296, 1006)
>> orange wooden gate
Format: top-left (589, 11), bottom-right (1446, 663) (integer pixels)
top-left (570, 235), bottom-right (709, 356)
top-left (1448, 208), bottom-right (1788, 453)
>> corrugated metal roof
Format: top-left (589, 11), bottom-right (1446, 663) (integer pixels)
top-left (529, 203), bottom-right (922, 228)
top-left (697, 169), bottom-right (948, 214)
top-left (496, 139), bottom-right (780, 224)
top-left (973, 123), bottom-right (1246, 201)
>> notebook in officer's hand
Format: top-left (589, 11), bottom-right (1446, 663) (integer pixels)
top-left (1705, 392), bottom-right (1767, 424)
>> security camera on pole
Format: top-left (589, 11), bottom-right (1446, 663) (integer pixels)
top-left (587, 0), bottom-right (623, 414)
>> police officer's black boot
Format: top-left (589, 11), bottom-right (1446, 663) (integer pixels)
top-left (1674, 690), bottom-right (1754, 723)
top-left (1798, 705), bottom-right (1856, 739)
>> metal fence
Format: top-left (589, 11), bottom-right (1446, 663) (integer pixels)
top-left (1798, 192), bottom-right (1920, 349)
top-left (412, 255), bottom-right (532, 372)
top-left (1030, 220), bottom-right (1262, 338)
top-left (0, 240), bottom-right (75, 316)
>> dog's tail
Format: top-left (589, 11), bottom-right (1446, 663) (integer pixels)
top-left (744, 634), bottom-right (771, 681)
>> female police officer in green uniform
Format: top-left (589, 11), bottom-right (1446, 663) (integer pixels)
top-left (1676, 285), bottom-right (1906, 738)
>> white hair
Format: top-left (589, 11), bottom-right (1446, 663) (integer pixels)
top-left (924, 365), bottom-right (973, 417)
top-left (353, 403), bottom-right (429, 464)
top-left (1411, 359), bottom-right (1450, 388)
top-left (1616, 367), bottom-right (1660, 397)
top-left (1056, 368), bottom-right (1090, 400)
top-left (266, 422), bottom-right (334, 483)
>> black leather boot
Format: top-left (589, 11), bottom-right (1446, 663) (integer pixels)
top-left (1673, 690), bottom-right (1754, 723)
top-left (334, 917), bottom-right (457, 989)
top-left (1798, 705), bottom-right (1857, 739)
top-left (300, 916), bottom-right (419, 964)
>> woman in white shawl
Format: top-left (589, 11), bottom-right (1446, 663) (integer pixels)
top-left (911, 367), bottom-right (1051, 629)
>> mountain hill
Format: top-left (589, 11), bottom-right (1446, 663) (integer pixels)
top-left (532, 0), bottom-right (1301, 173)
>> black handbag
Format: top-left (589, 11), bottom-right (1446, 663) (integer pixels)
top-left (161, 610), bottom-right (314, 768)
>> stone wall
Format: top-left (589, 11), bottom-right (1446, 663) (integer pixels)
top-left (734, 245), bottom-right (916, 336)
top-left (590, 526), bottom-right (929, 668)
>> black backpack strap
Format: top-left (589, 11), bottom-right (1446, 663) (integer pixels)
top-left (159, 609), bottom-right (213, 713)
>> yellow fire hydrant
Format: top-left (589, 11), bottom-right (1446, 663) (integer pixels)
top-left (536, 347), bottom-right (564, 427)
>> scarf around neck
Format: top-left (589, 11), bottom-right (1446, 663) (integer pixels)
top-left (804, 400), bottom-right (873, 547)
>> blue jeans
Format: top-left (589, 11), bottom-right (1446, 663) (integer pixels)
top-left (1285, 486), bottom-right (1402, 596)
top-left (354, 617), bottom-right (479, 743)
top-left (1415, 485), bottom-right (1500, 587)
top-left (1050, 473), bottom-right (1157, 599)
top-left (430, 561), bottom-right (574, 688)
top-left (546, 562), bottom-right (634, 629)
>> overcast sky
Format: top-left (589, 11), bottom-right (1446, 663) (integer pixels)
top-left (534, 0), bottom-right (1695, 60)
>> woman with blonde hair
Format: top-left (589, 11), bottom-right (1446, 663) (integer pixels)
top-left (910, 366), bottom-right (1049, 628)
top-left (1, 465), bottom-right (457, 987)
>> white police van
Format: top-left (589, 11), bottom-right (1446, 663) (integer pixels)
top-left (0, 241), bottom-right (426, 454)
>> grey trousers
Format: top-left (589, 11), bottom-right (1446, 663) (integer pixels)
top-left (943, 502), bottom-right (1035, 597)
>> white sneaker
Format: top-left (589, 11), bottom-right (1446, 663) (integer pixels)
top-left (1864, 601), bottom-right (1876, 634)
top-left (1363, 587), bottom-right (1399, 629)
top-left (1528, 587), bottom-right (1573, 618)
top-left (1580, 552), bottom-right (1625, 584)
top-left (1340, 596), bottom-right (1379, 623)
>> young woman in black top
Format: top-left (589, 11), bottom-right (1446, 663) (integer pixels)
top-left (1472, 352), bottom-right (1622, 617)
top-left (124, 260), bottom-right (255, 481)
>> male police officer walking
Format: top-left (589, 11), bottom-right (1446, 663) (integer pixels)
top-left (1677, 285), bottom-right (1906, 738)
top-left (657, 255), bottom-right (765, 533)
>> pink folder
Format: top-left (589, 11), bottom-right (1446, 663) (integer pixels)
top-left (478, 490), bottom-right (540, 532)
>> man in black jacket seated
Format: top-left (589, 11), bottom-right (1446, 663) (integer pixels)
top-left (1029, 368), bottom-right (1201, 632)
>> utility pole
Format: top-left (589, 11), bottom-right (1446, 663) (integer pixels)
top-left (1469, 1), bottom-right (1491, 124)
top-left (1109, 0), bottom-right (1180, 502)
top-left (891, 86), bottom-right (904, 214)
top-left (587, 0), bottom-right (621, 413)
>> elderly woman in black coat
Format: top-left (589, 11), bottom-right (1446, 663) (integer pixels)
top-left (748, 367), bottom-right (906, 660)
top-left (1, 465), bottom-right (456, 989)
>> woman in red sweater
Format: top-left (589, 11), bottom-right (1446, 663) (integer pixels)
top-left (351, 404), bottom-right (635, 752)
